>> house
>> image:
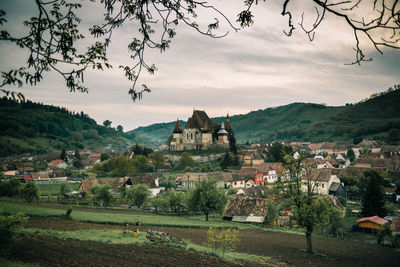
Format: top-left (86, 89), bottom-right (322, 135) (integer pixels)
top-left (223, 196), bottom-right (267, 223)
top-left (328, 182), bottom-right (346, 198)
top-left (254, 162), bottom-right (283, 184)
top-left (236, 185), bottom-right (272, 198)
top-left (125, 173), bottom-right (164, 196)
top-left (242, 154), bottom-right (254, 166)
top-left (301, 168), bottom-right (341, 195)
top-left (175, 172), bottom-right (231, 189)
top-left (251, 172), bottom-right (264, 186)
top-left (357, 216), bottom-right (388, 230)
top-left (79, 177), bottom-right (129, 194)
top-left (50, 159), bottom-right (68, 169)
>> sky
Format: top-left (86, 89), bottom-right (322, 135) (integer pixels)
top-left (0, 0), bottom-right (399, 131)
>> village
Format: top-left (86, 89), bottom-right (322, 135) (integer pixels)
top-left (1, 109), bottom-right (400, 247)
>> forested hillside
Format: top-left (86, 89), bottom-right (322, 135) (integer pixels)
top-left (133, 86), bottom-right (400, 144)
top-left (0, 98), bottom-right (150, 156)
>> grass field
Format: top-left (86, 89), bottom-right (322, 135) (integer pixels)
top-left (38, 183), bottom-right (80, 196)
top-left (0, 201), bottom-right (255, 229)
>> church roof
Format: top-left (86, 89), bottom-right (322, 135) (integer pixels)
top-left (218, 122), bottom-right (228, 135)
top-left (225, 114), bottom-right (232, 130)
top-left (185, 110), bottom-right (213, 130)
top-left (173, 119), bottom-right (183, 133)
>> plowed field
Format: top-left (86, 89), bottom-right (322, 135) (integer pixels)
top-left (7, 217), bottom-right (398, 266)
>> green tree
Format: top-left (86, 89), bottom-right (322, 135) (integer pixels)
top-left (125, 184), bottom-right (151, 208)
top-left (227, 128), bottom-right (237, 155)
top-left (0, 178), bottom-right (21, 197)
top-left (93, 155), bottom-right (134, 176)
top-left (149, 152), bottom-right (165, 171)
top-left (60, 149), bottom-right (68, 163)
top-left (266, 142), bottom-right (292, 162)
top-left (178, 152), bottom-right (196, 170)
top-left (132, 155), bottom-right (151, 172)
top-left (0, 212), bottom-right (28, 249)
top-left (103, 120), bottom-right (112, 128)
top-left (220, 151), bottom-right (233, 170)
top-left (265, 199), bottom-right (279, 225)
top-left (206, 227), bottom-right (240, 254)
top-left (100, 153), bottom-right (110, 162)
top-left (59, 183), bottom-right (72, 199)
top-left (187, 180), bottom-right (227, 221)
top-left (116, 125), bottom-right (123, 133)
top-left (21, 181), bottom-right (40, 203)
top-left (361, 170), bottom-right (387, 218)
top-left (73, 149), bottom-right (83, 169)
top-left (278, 156), bottom-right (331, 253)
top-left (168, 190), bottom-right (186, 212)
top-left (151, 193), bottom-right (169, 213)
top-left (90, 184), bottom-right (113, 206)
top-left (347, 148), bottom-right (355, 162)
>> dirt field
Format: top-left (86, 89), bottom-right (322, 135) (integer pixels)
top-left (19, 217), bottom-right (400, 266)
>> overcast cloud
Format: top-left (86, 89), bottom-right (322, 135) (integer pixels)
top-left (0, 0), bottom-right (399, 131)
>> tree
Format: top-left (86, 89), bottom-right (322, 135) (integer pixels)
top-left (347, 148), bottom-right (356, 162)
top-left (0, 177), bottom-right (21, 197)
top-left (177, 152), bottom-right (196, 170)
top-left (60, 149), bottom-right (68, 163)
top-left (168, 190), bottom-right (186, 212)
top-left (277, 156), bottom-right (331, 253)
top-left (187, 180), bottom-right (227, 221)
top-left (0, 213), bottom-right (28, 250)
top-left (90, 184), bottom-right (112, 206)
top-left (21, 181), bottom-right (40, 203)
top-left (2, 1), bottom-right (398, 100)
top-left (131, 155), bottom-right (151, 172)
top-left (116, 125), bottom-right (124, 133)
top-left (125, 184), bottom-right (151, 208)
top-left (265, 199), bottom-right (279, 226)
top-left (227, 128), bottom-right (237, 155)
top-left (151, 193), bottom-right (169, 213)
top-left (100, 153), bottom-right (110, 162)
top-left (59, 183), bottom-right (72, 199)
top-left (266, 142), bottom-right (292, 162)
top-left (73, 149), bottom-right (83, 168)
top-left (149, 152), bottom-right (166, 171)
top-left (361, 170), bottom-right (387, 218)
top-left (220, 151), bottom-right (233, 170)
top-left (103, 120), bottom-right (112, 128)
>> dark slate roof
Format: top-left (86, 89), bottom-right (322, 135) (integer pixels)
top-left (184, 110), bottom-right (213, 130)
top-left (225, 114), bottom-right (232, 130)
top-left (329, 182), bottom-right (342, 192)
top-left (223, 196), bottom-right (267, 218)
top-left (173, 119), bottom-right (183, 133)
top-left (126, 173), bottom-right (164, 188)
top-left (309, 168), bottom-right (332, 182)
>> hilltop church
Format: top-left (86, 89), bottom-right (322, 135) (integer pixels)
top-left (170, 110), bottom-right (232, 151)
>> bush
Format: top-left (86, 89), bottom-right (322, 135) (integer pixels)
top-left (0, 212), bottom-right (28, 250)
top-left (21, 181), bottom-right (40, 203)
top-left (206, 227), bottom-right (240, 254)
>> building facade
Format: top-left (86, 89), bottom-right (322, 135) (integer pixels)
top-left (170, 110), bottom-right (232, 151)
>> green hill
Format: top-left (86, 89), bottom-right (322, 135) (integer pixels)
top-left (0, 98), bottom-right (151, 156)
top-left (132, 86), bottom-right (400, 144)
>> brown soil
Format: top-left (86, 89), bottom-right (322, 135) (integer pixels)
top-left (12, 217), bottom-right (400, 266)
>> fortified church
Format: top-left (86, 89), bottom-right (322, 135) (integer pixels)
top-left (170, 110), bottom-right (232, 151)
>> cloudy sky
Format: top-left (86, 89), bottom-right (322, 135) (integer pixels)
top-left (1, 0), bottom-right (399, 131)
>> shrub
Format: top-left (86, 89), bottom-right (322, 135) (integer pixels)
top-left (0, 212), bottom-right (28, 250)
top-left (206, 227), bottom-right (240, 254)
top-left (21, 181), bottom-right (40, 203)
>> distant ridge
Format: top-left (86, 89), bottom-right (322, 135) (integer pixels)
top-left (132, 86), bottom-right (400, 145)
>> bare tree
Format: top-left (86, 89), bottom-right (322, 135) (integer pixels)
top-left (1, 0), bottom-right (399, 101)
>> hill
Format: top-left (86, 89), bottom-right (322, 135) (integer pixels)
top-left (0, 98), bottom-right (151, 156)
top-left (132, 85), bottom-right (400, 144)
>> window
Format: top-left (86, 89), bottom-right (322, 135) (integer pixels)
top-left (191, 133), bottom-right (193, 139)
top-left (322, 183), bottom-right (324, 188)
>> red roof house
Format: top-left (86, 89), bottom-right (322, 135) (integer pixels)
top-left (357, 216), bottom-right (389, 230)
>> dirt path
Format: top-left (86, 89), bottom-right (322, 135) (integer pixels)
top-left (25, 217), bottom-right (400, 266)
